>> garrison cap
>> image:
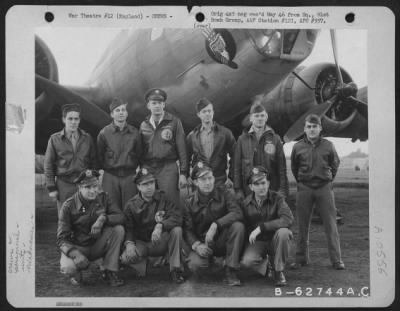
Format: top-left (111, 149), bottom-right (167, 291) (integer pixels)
top-left (109, 97), bottom-right (127, 112)
top-left (247, 166), bottom-right (270, 184)
top-left (191, 161), bottom-right (213, 180)
top-left (145, 88), bottom-right (167, 102)
top-left (196, 98), bottom-right (213, 113)
top-left (134, 167), bottom-right (156, 185)
top-left (62, 103), bottom-right (81, 115)
top-left (304, 114), bottom-right (321, 125)
top-left (249, 102), bottom-right (266, 114)
top-left (74, 169), bottom-right (100, 186)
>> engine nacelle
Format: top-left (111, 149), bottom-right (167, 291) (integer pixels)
top-left (262, 63), bottom-right (357, 137)
top-left (35, 35), bottom-right (59, 122)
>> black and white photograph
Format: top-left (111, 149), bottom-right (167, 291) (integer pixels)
top-left (6, 5), bottom-right (395, 308)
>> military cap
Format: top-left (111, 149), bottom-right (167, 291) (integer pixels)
top-left (144, 88), bottom-right (167, 102)
top-left (304, 114), bottom-right (322, 125)
top-left (247, 166), bottom-right (271, 184)
top-left (134, 167), bottom-right (156, 185)
top-left (196, 98), bottom-right (213, 113)
top-left (62, 103), bottom-right (81, 116)
top-left (74, 169), bottom-right (100, 186)
top-left (109, 97), bottom-right (127, 112)
top-left (249, 102), bottom-right (266, 114)
top-left (191, 161), bottom-right (213, 180)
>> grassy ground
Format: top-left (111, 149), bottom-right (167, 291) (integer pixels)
top-left (35, 168), bottom-right (369, 298)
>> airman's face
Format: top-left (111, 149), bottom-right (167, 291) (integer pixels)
top-left (62, 111), bottom-right (80, 133)
top-left (249, 177), bottom-right (270, 198)
top-left (197, 104), bottom-right (214, 124)
top-left (111, 104), bottom-right (128, 123)
top-left (250, 111), bottom-right (268, 128)
top-left (79, 182), bottom-right (99, 201)
top-left (194, 171), bottom-right (215, 194)
top-left (304, 121), bottom-right (322, 140)
top-left (147, 100), bottom-right (165, 116)
top-left (138, 180), bottom-right (156, 200)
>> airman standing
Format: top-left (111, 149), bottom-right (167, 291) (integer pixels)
top-left (290, 114), bottom-right (344, 270)
top-left (97, 98), bottom-right (142, 210)
top-left (44, 104), bottom-right (97, 212)
top-left (233, 102), bottom-right (289, 200)
top-left (139, 88), bottom-right (188, 205)
top-left (187, 98), bottom-right (236, 189)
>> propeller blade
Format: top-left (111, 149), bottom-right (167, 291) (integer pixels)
top-left (349, 96), bottom-right (368, 120)
top-left (330, 30), bottom-right (344, 87)
top-left (283, 95), bottom-right (337, 142)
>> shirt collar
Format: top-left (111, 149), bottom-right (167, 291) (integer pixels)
top-left (248, 124), bottom-right (273, 134)
top-left (149, 113), bottom-right (165, 128)
top-left (200, 122), bottom-right (215, 132)
top-left (112, 122), bottom-right (129, 133)
top-left (62, 128), bottom-right (81, 139)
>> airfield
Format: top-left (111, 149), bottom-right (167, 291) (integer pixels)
top-left (35, 167), bottom-right (369, 298)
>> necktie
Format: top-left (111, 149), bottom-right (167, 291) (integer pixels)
top-left (70, 133), bottom-right (77, 151)
top-left (154, 120), bottom-right (160, 128)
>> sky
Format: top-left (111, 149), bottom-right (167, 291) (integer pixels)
top-left (36, 27), bottom-right (368, 157)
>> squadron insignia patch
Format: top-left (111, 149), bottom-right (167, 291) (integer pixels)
top-left (161, 128), bottom-right (173, 141)
top-left (264, 142), bottom-right (276, 155)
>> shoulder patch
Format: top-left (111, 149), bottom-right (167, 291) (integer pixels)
top-left (264, 142), bottom-right (276, 155)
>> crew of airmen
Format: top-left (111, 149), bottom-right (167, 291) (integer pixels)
top-left (46, 88), bottom-right (345, 288)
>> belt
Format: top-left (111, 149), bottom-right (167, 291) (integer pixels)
top-left (143, 159), bottom-right (176, 169)
top-left (105, 167), bottom-right (137, 177)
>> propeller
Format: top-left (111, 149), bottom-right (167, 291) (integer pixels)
top-left (283, 30), bottom-right (367, 142)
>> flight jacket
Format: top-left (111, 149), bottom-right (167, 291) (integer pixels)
top-left (123, 190), bottom-right (182, 242)
top-left (140, 112), bottom-right (188, 176)
top-left (97, 122), bottom-right (142, 176)
top-left (44, 128), bottom-right (97, 192)
top-left (241, 190), bottom-right (293, 241)
top-left (233, 126), bottom-right (289, 198)
top-left (291, 136), bottom-right (340, 188)
top-left (187, 122), bottom-right (236, 181)
top-left (183, 187), bottom-right (243, 247)
top-left (57, 191), bottom-right (125, 255)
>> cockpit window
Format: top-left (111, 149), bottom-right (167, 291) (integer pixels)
top-left (282, 30), bottom-right (300, 54)
top-left (247, 29), bottom-right (301, 58)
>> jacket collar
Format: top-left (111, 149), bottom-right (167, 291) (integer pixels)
top-left (303, 135), bottom-right (322, 145)
top-left (145, 111), bottom-right (174, 123)
top-left (193, 122), bottom-right (220, 135)
top-left (132, 190), bottom-right (162, 208)
top-left (191, 187), bottom-right (222, 208)
top-left (243, 191), bottom-right (273, 206)
top-left (111, 122), bottom-right (133, 133)
top-left (245, 125), bottom-right (275, 137)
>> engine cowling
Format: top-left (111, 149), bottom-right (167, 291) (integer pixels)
top-left (262, 63), bottom-right (357, 137)
top-left (35, 35), bottom-right (59, 122)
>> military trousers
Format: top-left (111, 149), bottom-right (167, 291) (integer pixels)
top-left (241, 228), bottom-right (292, 274)
top-left (145, 161), bottom-right (180, 207)
top-left (120, 226), bottom-right (184, 274)
top-left (102, 171), bottom-right (137, 211)
top-left (60, 225), bottom-right (125, 276)
top-left (295, 182), bottom-right (342, 264)
top-left (186, 221), bottom-right (245, 271)
top-left (56, 178), bottom-right (78, 214)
